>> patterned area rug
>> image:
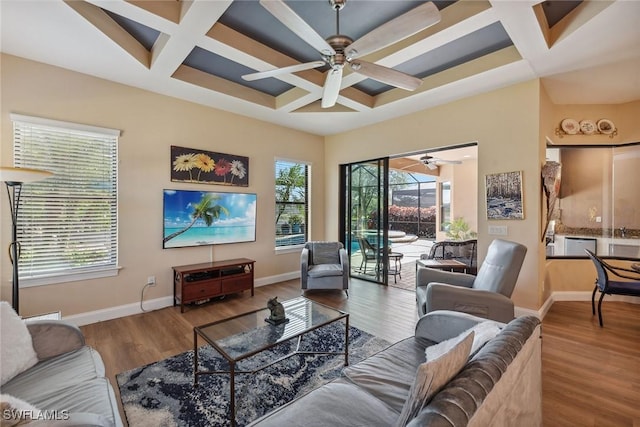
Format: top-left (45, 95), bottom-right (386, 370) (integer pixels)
top-left (117, 322), bottom-right (390, 427)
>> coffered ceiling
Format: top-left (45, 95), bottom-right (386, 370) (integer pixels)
top-left (1, 1), bottom-right (639, 136)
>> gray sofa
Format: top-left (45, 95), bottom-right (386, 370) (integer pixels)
top-left (2, 319), bottom-right (123, 427)
top-left (248, 311), bottom-right (542, 426)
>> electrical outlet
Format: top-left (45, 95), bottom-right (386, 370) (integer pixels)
top-left (488, 225), bottom-right (508, 236)
top-left (147, 276), bottom-right (156, 286)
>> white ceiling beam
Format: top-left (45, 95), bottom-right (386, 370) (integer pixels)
top-left (85, 0), bottom-right (179, 33)
top-left (150, 1), bottom-right (233, 75)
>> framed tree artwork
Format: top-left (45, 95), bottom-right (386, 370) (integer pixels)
top-left (485, 171), bottom-right (524, 220)
top-left (170, 146), bottom-right (249, 186)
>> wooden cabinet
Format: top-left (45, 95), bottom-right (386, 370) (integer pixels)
top-left (173, 258), bottom-right (255, 312)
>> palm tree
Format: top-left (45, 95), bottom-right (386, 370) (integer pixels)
top-left (275, 164), bottom-right (305, 226)
top-left (163, 193), bottom-right (229, 243)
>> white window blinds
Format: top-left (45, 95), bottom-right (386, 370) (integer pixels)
top-left (11, 114), bottom-right (120, 282)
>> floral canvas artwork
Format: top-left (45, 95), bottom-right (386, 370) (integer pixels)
top-left (171, 146), bottom-right (248, 186)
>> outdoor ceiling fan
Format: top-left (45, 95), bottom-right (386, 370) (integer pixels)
top-left (241, 0), bottom-right (441, 108)
top-left (420, 155), bottom-right (462, 170)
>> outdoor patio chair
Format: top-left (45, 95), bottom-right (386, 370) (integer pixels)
top-left (357, 237), bottom-right (381, 274)
top-left (421, 239), bottom-right (477, 274)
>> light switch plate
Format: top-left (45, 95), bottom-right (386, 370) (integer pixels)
top-left (488, 225), bottom-right (508, 236)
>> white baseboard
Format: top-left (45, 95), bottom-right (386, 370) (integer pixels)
top-left (516, 291), bottom-right (640, 321)
top-left (64, 271), bottom-right (301, 326)
top-left (255, 271), bottom-right (299, 287)
top-left (63, 296), bottom-right (174, 326)
top-left (64, 276), bottom-right (638, 327)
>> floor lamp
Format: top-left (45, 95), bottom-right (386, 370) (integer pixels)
top-left (0, 166), bottom-right (52, 315)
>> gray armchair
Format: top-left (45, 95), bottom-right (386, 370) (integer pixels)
top-left (301, 241), bottom-right (349, 295)
top-left (416, 239), bottom-right (527, 322)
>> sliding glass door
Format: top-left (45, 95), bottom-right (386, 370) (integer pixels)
top-left (341, 158), bottom-right (390, 284)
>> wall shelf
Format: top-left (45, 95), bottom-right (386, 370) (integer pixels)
top-left (555, 127), bottom-right (618, 138)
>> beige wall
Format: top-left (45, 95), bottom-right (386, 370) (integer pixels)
top-left (559, 148), bottom-right (612, 228)
top-left (547, 100), bottom-right (640, 146)
top-left (1, 54), bottom-right (324, 317)
top-left (434, 159), bottom-right (478, 241)
top-left (325, 80), bottom-right (544, 311)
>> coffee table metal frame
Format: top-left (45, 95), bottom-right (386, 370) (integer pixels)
top-left (193, 297), bottom-right (349, 426)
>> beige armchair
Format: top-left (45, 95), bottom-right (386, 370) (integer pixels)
top-left (301, 241), bottom-right (349, 295)
top-left (416, 239), bottom-right (527, 322)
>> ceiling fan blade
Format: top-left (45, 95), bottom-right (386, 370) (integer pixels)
top-left (425, 162), bottom-right (438, 171)
top-left (350, 60), bottom-right (421, 91)
top-left (321, 67), bottom-right (343, 108)
top-left (345, 2), bottom-right (441, 60)
top-left (242, 61), bottom-right (325, 81)
top-left (438, 159), bottom-right (463, 165)
top-left (259, 0), bottom-right (335, 56)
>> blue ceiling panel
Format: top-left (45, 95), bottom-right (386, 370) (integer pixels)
top-left (183, 47), bottom-right (295, 97)
top-left (353, 21), bottom-right (514, 96)
top-left (103, 9), bottom-right (160, 51)
top-left (541, 1), bottom-right (582, 28)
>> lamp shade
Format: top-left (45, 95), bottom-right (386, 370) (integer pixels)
top-left (0, 166), bottom-right (53, 184)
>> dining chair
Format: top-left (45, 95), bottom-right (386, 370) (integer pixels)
top-left (585, 249), bottom-right (640, 327)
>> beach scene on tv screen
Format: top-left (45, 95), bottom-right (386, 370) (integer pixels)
top-left (163, 190), bottom-right (256, 248)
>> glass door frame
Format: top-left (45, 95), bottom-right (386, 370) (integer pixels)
top-left (340, 157), bottom-right (390, 285)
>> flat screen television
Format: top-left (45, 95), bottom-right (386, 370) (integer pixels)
top-left (163, 189), bottom-right (256, 249)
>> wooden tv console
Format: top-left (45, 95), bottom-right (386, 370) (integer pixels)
top-left (172, 258), bottom-right (255, 313)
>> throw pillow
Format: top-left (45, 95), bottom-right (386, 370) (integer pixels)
top-left (469, 320), bottom-right (502, 356)
top-left (395, 330), bottom-right (474, 427)
top-left (0, 302), bottom-right (39, 385)
top-left (0, 394), bottom-right (41, 426)
top-left (424, 320), bottom-right (502, 361)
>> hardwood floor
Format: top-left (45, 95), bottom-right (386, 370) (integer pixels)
top-left (541, 300), bottom-right (640, 427)
top-left (80, 279), bottom-right (640, 426)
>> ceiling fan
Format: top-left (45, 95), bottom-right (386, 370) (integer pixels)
top-left (241, 0), bottom-right (441, 108)
top-left (420, 155), bottom-right (462, 170)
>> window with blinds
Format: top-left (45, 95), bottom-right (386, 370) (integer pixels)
top-left (11, 114), bottom-right (120, 285)
top-left (275, 159), bottom-right (309, 248)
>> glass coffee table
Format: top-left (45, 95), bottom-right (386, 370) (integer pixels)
top-left (193, 296), bottom-right (349, 426)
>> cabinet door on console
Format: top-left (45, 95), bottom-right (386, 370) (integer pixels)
top-left (183, 280), bottom-right (222, 301)
top-left (221, 274), bottom-right (252, 294)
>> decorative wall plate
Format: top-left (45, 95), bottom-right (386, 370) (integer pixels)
top-left (579, 120), bottom-right (596, 135)
top-left (561, 118), bottom-right (579, 134)
top-left (597, 118), bottom-right (615, 134)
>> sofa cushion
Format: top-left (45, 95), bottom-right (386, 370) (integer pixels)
top-left (395, 330), bottom-right (474, 427)
top-left (307, 264), bottom-right (343, 277)
top-left (0, 302), bottom-right (39, 385)
top-left (2, 346), bottom-right (105, 406)
top-left (343, 336), bottom-right (432, 413)
top-left (247, 378), bottom-right (398, 427)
